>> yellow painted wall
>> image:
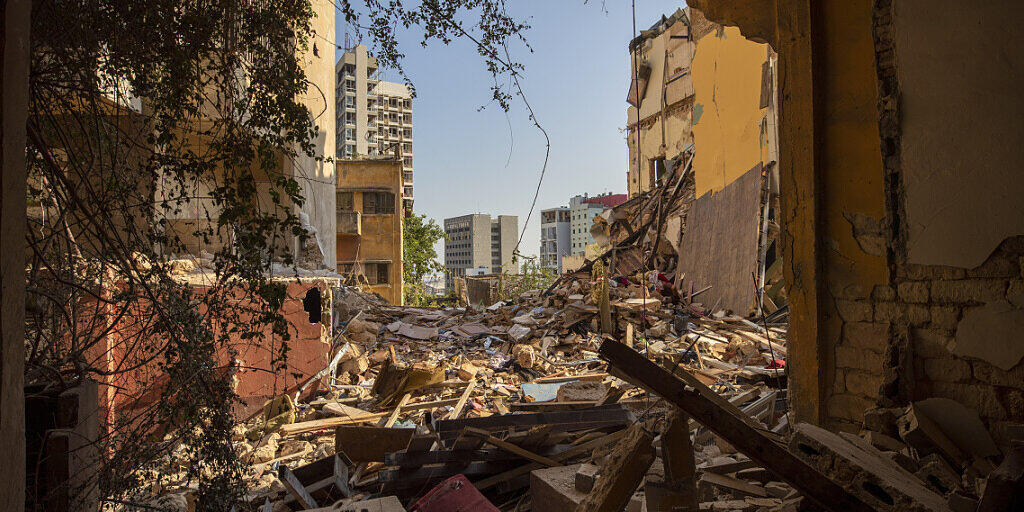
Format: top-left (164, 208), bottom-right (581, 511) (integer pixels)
top-left (336, 159), bottom-right (404, 304)
top-left (690, 26), bottom-right (770, 197)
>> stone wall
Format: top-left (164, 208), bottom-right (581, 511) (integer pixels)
top-left (827, 238), bottom-right (1024, 443)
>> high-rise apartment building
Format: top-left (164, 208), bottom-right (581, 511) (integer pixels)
top-left (539, 207), bottom-right (571, 272)
top-left (336, 44), bottom-right (415, 213)
top-left (569, 193), bottom-right (627, 256)
top-left (443, 214), bottom-right (518, 290)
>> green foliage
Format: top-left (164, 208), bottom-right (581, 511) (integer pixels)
top-left (497, 258), bottom-right (556, 301)
top-left (402, 213), bottom-right (446, 306)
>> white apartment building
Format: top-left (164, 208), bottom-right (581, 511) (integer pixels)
top-left (336, 45), bottom-right (415, 212)
top-left (539, 206), bottom-right (571, 272)
top-left (569, 195), bottom-right (607, 256)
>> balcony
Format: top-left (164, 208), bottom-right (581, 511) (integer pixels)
top-left (337, 210), bottom-right (361, 235)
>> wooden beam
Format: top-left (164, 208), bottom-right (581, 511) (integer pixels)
top-left (599, 340), bottom-right (872, 512)
top-left (278, 465), bottom-right (317, 509)
top-left (659, 411), bottom-right (699, 511)
top-left (446, 378), bottom-right (476, 421)
top-left (463, 427), bottom-right (561, 467)
top-left (474, 429), bottom-right (627, 490)
top-left (382, 393), bottom-right (411, 428)
top-left (575, 424), bottom-right (655, 512)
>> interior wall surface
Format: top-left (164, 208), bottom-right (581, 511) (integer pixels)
top-left (294, 0), bottom-right (336, 268)
top-left (894, 0), bottom-right (1024, 269)
top-left (690, 26), bottom-right (770, 197)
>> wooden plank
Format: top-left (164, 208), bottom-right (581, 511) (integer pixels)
top-left (382, 393), bottom-right (411, 428)
top-left (385, 446), bottom-right (570, 468)
top-left (474, 429), bottom-right (627, 491)
top-left (435, 405), bottom-right (632, 440)
top-left (463, 427), bottom-right (561, 467)
top-left (279, 465), bottom-right (318, 509)
top-left (599, 340), bottom-right (873, 512)
top-left (281, 413), bottom-right (388, 435)
top-left (378, 460), bottom-right (520, 484)
top-left (575, 424), bottom-right (655, 512)
top-left (699, 471), bottom-right (768, 498)
top-left (445, 378), bottom-right (476, 421)
top-left (652, 411), bottom-right (699, 512)
top-left (675, 163), bottom-right (764, 314)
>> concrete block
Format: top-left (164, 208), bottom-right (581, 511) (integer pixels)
top-left (845, 370), bottom-right (883, 398)
top-left (835, 346), bottom-right (884, 371)
top-left (826, 394), bottom-right (875, 423)
top-left (931, 279), bottom-right (1006, 304)
top-left (531, 464), bottom-right (587, 510)
top-left (842, 322), bottom-right (890, 352)
top-left (898, 281), bottom-right (931, 303)
top-left (574, 463), bottom-right (600, 493)
top-left (872, 284), bottom-right (897, 301)
top-left (836, 300), bottom-right (874, 322)
top-left (929, 306), bottom-right (961, 330)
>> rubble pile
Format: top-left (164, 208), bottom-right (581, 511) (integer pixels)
top-left (134, 169), bottom-right (1016, 512)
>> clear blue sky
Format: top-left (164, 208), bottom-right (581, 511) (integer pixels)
top-left (334, 1), bottom-right (685, 263)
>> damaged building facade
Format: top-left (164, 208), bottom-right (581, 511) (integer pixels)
top-left (681, 0), bottom-right (1024, 453)
top-left (336, 157), bottom-right (405, 305)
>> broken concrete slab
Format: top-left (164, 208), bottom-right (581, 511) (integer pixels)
top-left (914, 398), bottom-right (1000, 459)
top-left (951, 300), bottom-right (1024, 371)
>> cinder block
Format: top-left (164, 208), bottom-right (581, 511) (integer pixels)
top-left (790, 423), bottom-right (951, 512)
top-left (531, 464), bottom-right (587, 510)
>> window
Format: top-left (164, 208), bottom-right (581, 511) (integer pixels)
top-left (337, 191), bottom-right (354, 211)
top-left (403, 128), bottom-right (412, 138)
top-left (365, 262), bottom-right (390, 285)
top-left (363, 191), bottom-right (395, 215)
top-left (344, 128), bottom-right (355, 142)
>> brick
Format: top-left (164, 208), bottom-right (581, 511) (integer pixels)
top-left (835, 346), bottom-right (884, 371)
top-left (872, 284), bottom-right (896, 301)
top-left (910, 328), bottom-right (953, 359)
top-left (972, 361), bottom-right (1024, 387)
top-left (900, 264), bottom-right (965, 280)
top-left (1007, 280), bottom-right (1024, 308)
top-left (921, 358), bottom-right (972, 383)
top-left (930, 382), bottom-right (1007, 421)
top-left (931, 279), bottom-right (1007, 304)
top-left (1004, 389), bottom-right (1024, 419)
top-left (965, 255), bottom-right (1019, 278)
top-left (835, 300), bottom-right (873, 322)
top-left (826, 394), bottom-right (875, 423)
top-left (905, 304), bottom-right (930, 326)
top-left (897, 281), bottom-right (930, 303)
top-left (845, 370), bottom-right (882, 398)
top-left (928, 306), bottom-right (960, 330)
top-left (842, 322), bottom-right (890, 352)
top-left (873, 302), bottom-right (900, 323)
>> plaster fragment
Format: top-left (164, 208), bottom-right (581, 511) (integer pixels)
top-left (951, 300), bottom-right (1024, 371)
